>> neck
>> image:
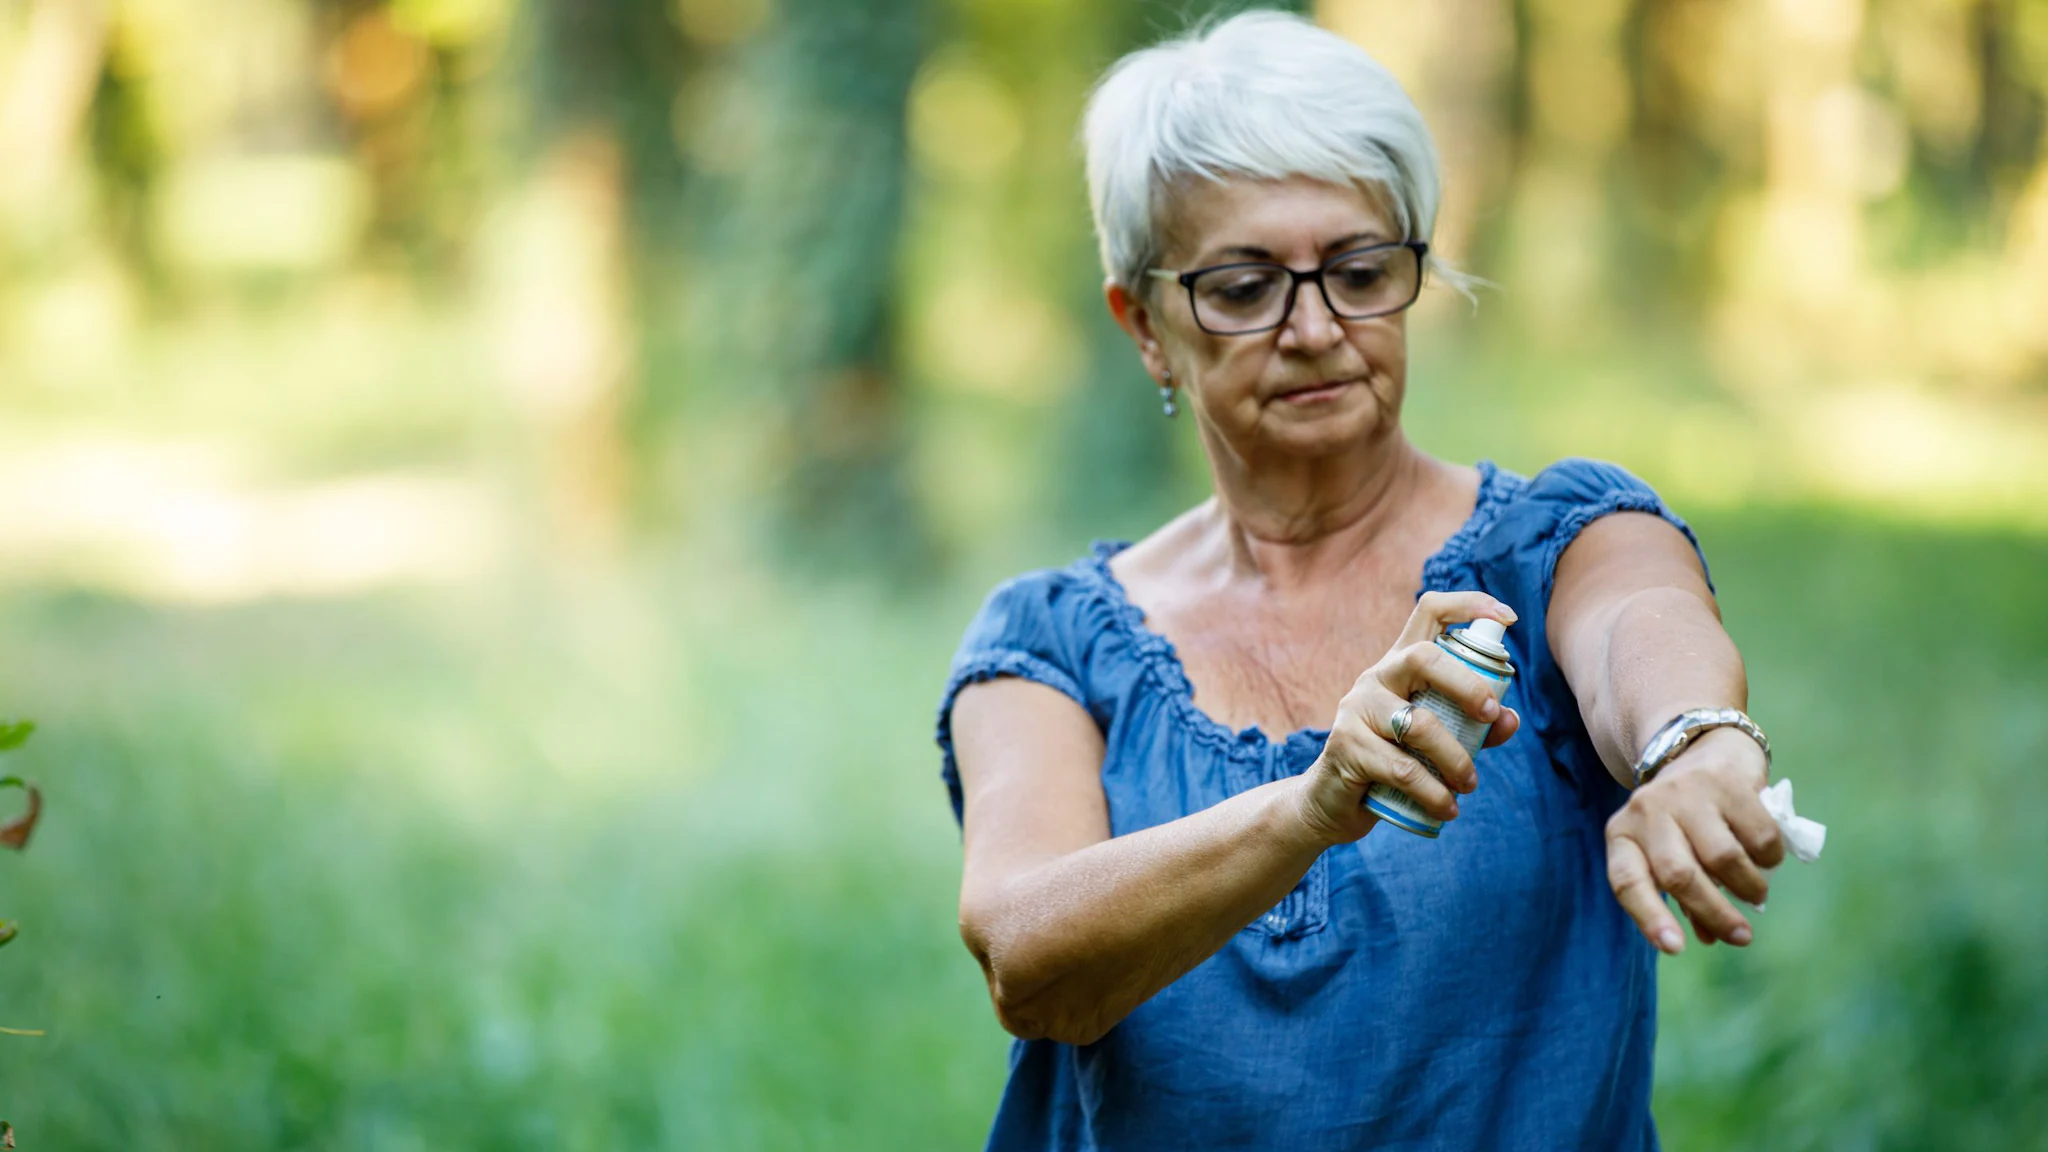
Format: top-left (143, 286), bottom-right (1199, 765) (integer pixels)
top-left (1196, 426), bottom-right (1441, 590)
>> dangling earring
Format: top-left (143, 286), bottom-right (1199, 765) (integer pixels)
top-left (1159, 369), bottom-right (1177, 418)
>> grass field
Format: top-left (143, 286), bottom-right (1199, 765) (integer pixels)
top-left (0, 508), bottom-right (2044, 1150)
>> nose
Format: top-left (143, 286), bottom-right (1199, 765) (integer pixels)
top-left (1278, 277), bottom-right (1345, 353)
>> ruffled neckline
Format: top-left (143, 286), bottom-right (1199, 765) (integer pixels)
top-left (1083, 460), bottom-right (1516, 755)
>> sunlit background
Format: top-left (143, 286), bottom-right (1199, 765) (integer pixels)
top-left (0, 0), bottom-right (2044, 1146)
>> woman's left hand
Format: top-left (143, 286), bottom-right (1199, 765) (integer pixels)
top-left (1603, 728), bottom-right (1785, 954)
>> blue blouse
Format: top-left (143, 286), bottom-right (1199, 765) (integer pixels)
top-left (934, 459), bottom-right (1707, 1152)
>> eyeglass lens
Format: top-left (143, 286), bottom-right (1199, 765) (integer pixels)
top-left (1189, 246), bottom-right (1420, 334)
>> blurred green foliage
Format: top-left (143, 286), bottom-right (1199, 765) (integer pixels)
top-left (2, 0), bottom-right (2047, 1146)
top-left (0, 511), bottom-right (2043, 1147)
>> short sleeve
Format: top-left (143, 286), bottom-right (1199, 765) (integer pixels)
top-left (933, 570), bottom-right (1092, 826)
top-left (1473, 458), bottom-right (1711, 793)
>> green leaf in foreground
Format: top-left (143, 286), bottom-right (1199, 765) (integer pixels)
top-left (0, 775), bottom-right (38, 851)
top-left (0, 722), bottom-right (36, 963)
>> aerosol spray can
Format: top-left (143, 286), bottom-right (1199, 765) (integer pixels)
top-left (1363, 617), bottom-right (1516, 838)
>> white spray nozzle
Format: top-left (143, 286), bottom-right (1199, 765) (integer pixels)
top-left (1464, 617), bottom-right (1508, 648)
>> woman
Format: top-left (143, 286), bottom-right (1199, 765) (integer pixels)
top-left (934, 12), bottom-right (1784, 1149)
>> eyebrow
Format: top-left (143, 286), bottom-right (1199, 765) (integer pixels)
top-left (1197, 230), bottom-right (1390, 267)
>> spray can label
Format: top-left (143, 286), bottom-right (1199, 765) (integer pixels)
top-left (1363, 625), bottom-right (1515, 838)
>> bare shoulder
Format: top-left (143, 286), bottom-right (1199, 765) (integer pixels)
top-left (1106, 500), bottom-right (1216, 605)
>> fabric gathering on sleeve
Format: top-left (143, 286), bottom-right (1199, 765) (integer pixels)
top-left (933, 569), bottom-right (1093, 826)
top-left (1472, 457), bottom-right (1712, 795)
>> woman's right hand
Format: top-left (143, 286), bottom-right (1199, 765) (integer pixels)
top-left (1294, 591), bottom-right (1522, 846)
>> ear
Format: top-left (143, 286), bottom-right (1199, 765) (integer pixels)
top-left (1105, 278), bottom-right (1170, 384)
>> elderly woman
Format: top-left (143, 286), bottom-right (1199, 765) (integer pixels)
top-left (933, 12), bottom-right (1784, 1149)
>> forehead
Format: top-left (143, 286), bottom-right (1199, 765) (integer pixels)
top-left (1159, 175), bottom-right (1395, 267)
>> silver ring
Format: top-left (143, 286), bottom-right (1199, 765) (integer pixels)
top-left (1388, 703), bottom-right (1416, 746)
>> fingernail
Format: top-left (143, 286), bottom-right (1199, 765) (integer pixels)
top-left (1727, 925), bottom-right (1752, 946)
top-left (1481, 698), bottom-right (1500, 719)
top-left (1657, 928), bottom-right (1683, 954)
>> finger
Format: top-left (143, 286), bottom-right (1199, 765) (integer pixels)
top-left (1337, 712), bottom-right (1460, 821)
top-left (1718, 781), bottom-right (1787, 871)
top-left (1384, 699), bottom-right (1477, 795)
top-left (1683, 907), bottom-right (1719, 946)
top-left (1396, 590), bottom-right (1518, 650)
top-left (1354, 680), bottom-right (1476, 793)
top-left (1325, 713), bottom-right (1459, 821)
top-left (1644, 814), bottom-right (1752, 945)
top-left (1679, 805), bottom-right (1771, 910)
top-left (1379, 642), bottom-right (1502, 725)
top-left (1480, 707), bottom-right (1520, 749)
top-left (1374, 743), bottom-right (1460, 821)
top-left (1606, 834), bottom-right (1684, 954)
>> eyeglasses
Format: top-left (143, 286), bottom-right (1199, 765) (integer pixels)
top-left (1147, 241), bottom-right (1429, 336)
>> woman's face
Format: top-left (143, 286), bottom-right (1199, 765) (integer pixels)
top-left (1111, 175), bottom-right (1411, 465)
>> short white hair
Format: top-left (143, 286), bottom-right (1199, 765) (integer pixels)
top-left (1083, 10), bottom-right (1465, 297)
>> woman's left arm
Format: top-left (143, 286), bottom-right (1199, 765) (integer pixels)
top-left (1548, 512), bottom-right (1786, 956)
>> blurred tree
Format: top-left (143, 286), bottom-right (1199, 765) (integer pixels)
top-left (470, 0), bottom-right (696, 559)
top-left (0, 0), bottom-right (112, 267)
top-left (317, 0), bottom-right (503, 278)
top-left (699, 0), bottom-right (935, 574)
top-left (523, 0), bottom-right (691, 239)
top-left (85, 20), bottom-right (163, 290)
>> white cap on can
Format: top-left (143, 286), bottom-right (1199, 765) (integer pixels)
top-left (1464, 617), bottom-right (1508, 650)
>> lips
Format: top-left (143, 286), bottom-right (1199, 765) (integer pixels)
top-left (1274, 379), bottom-right (1357, 404)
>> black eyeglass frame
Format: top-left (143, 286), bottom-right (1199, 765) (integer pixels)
top-left (1147, 240), bottom-right (1431, 336)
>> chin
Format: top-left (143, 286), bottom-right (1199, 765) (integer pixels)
top-left (1260, 401), bottom-right (1388, 458)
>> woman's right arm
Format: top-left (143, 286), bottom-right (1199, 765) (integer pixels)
top-left (951, 591), bottom-right (1518, 1046)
